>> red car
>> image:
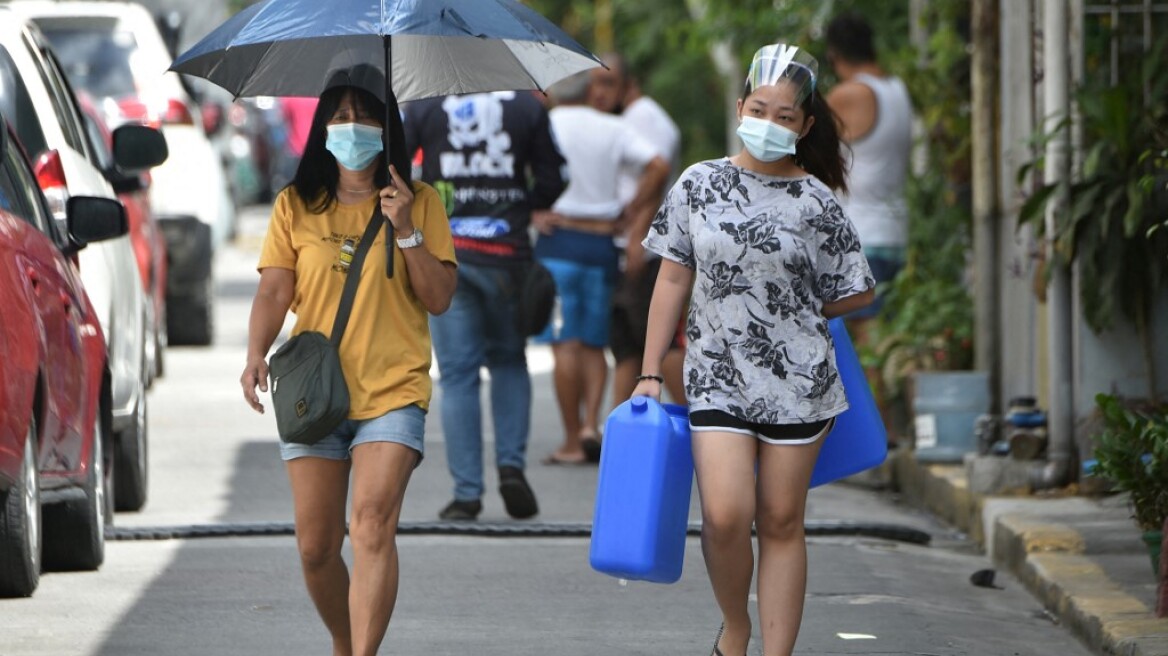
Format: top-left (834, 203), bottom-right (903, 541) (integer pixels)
top-left (0, 115), bottom-right (129, 597)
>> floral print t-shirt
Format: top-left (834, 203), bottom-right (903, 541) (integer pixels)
top-left (643, 158), bottom-right (875, 423)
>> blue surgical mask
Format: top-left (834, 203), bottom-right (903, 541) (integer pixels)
top-left (736, 116), bottom-right (799, 162)
top-left (325, 123), bottom-right (384, 171)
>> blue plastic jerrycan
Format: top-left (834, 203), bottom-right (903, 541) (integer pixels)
top-left (590, 398), bottom-right (693, 584)
top-left (809, 318), bottom-right (888, 487)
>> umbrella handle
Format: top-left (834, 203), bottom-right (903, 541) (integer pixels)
top-left (382, 35), bottom-right (412, 279)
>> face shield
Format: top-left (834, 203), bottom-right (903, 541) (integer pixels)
top-left (744, 44), bottom-right (819, 106)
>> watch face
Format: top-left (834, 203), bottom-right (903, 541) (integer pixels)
top-left (398, 229), bottom-right (424, 247)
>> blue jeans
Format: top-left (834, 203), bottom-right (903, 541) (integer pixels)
top-left (430, 262), bottom-right (532, 501)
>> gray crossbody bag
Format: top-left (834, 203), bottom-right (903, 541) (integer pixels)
top-left (268, 207), bottom-right (384, 445)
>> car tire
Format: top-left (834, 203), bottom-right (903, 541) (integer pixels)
top-left (42, 413), bottom-right (106, 572)
top-left (167, 277), bottom-right (214, 346)
top-left (0, 422), bottom-right (41, 597)
top-left (154, 308), bottom-right (166, 380)
top-left (114, 393), bottom-right (148, 512)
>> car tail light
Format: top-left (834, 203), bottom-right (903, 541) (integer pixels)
top-left (112, 97), bottom-right (194, 129)
top-left (163, 99), bottom-right (195, 126)
top-left (114, 97), bottom-right (154, 128)
top-left (34, 150), bottom-right (70, 220)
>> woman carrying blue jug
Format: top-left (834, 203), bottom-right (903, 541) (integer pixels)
top-left (632, 44), bottom-right (875, 656)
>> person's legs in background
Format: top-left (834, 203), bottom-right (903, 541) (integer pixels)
top-left (538, 259), bottom-right (589, 464)
top-left (577, 263), bottom-right (615, 448)
top-left (482, 265), bottom-right (538, 518)
top-left (430, 265), bottom-right (489, 519)
top-left (845, 246), bottom-right (905, 444)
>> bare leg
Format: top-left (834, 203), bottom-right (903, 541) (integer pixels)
top-left (693, 431), bottom-right (758, 656)
top-left (549, 341), bottom-right (585, 461)
top-left (348, 442), bottom-right (418, 656)
top-left (754, 436), bottom-right (824, 656)
top-left (286, 458), bottom-right (353, 656)
top-left (579, 345), bottom-right (608, 437)
top-left (610, 356), bottom-right (640, 412)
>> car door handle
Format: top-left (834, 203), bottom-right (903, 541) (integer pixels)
top-left (26, 267), bottom-right (40, 290)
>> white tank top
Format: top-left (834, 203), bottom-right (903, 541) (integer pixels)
top-left (838, 73), bottom-right (913, 248)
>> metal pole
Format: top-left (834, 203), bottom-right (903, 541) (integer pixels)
top-left (1033, 0), bottom-right (1075, 489)
top-left (971, 0), bottom-right (1001, 413)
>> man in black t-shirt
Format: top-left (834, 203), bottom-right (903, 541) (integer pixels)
top-left (404, 91), bottom-right (566, 521)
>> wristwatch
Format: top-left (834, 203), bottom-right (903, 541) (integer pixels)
top-left (395, 229), bottom-right (424, 249)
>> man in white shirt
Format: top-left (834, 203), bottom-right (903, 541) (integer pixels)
top-left (534, 71), bottom-right (669, 465)
top-left (589, 54), bottom-right (685, 446)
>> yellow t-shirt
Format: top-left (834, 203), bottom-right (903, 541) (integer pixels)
top-left (258, 182), bottom-right (457, 419)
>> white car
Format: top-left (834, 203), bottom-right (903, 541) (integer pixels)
top-left (14, 0), bottom-right (236, 346)
top-left (0, 9), bottom-right (165, 512)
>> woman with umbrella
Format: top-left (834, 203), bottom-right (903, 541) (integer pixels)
top-left (240, 72), bottom-right (457, 655)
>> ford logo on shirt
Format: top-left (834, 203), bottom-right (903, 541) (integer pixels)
top-left (450, 217), bottom-right (510, 239)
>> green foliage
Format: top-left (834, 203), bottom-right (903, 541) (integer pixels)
top-left (867, 172), bottom-right (974, 397)
top-left (1090, 393), bottom-right (1168, 532)
top-left (526, 0), bottom-right (922, 164)
top-left (1017, 35), bottom-right (1168, 336)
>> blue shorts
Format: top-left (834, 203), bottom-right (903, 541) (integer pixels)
top-left (848, 246), bottom-right (905, 320)
top-left (534, 257), bottom-right (615, 347)
top-left (278, 404), bottom-right (426, 462)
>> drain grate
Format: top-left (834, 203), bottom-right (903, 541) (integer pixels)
top-left (109, 520), bottom-right (931, 545)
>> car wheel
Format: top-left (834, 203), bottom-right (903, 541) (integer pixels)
top-left (0, 423), bottom-right (41, 597)
top-left (167, 277), bottom-right (214, 346)
top-left (42, 413), bottom-right (106, 572)
top-left (114, 393), bottom-right (148, 512)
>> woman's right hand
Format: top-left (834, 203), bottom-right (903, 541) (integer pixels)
top-left (631, 378), bottom-right (662, 402)
top-left (240, 356), bottom-right (270, 414)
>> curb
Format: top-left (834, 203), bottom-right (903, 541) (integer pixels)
top-left (892, 449), bottom-right (1168, 655)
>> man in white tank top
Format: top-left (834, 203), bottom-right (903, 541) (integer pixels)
top-left (825, 12), bottom-right (914, 322)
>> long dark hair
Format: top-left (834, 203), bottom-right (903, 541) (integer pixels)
top-left (291, 85), bottom-right (411, 213)
top-left (795, 89), bottom-right (848, 194)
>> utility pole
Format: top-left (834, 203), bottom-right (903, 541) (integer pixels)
top-left (971, 0), bottom-right (1001, 411)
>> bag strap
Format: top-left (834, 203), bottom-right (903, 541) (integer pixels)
top-left (330, 206), bottom-right (385, 347)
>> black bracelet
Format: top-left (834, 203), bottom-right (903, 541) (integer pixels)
top-left (636, 374), bottom-right (664, 383)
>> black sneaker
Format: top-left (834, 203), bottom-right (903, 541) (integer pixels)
top-left (438, 498), bottom-right (482, 521)
top-left (498, 466), bottom-right (539, 519)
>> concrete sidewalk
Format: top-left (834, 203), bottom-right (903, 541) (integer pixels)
top-left (888, 448), bottom-right (1168, 656)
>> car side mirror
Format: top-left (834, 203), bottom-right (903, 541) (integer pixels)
top-left (111, 124), bottom-right (168, 172)
top-left (65, 196), bottom-right (127, 254)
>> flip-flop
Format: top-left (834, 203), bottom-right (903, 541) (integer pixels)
top-left (541, 453), bottom-right (589, 466)
top-left (581, 435), bottom-right (602, 463)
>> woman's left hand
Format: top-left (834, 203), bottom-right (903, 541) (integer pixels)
top-left (380, 164), bottom-right (415, 238)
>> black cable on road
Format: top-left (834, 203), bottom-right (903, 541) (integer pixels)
top-left (109, 520), bottom-right (931, 545)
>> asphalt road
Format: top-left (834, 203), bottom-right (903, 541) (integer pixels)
top-left (0, 206), bottom-right (1095, 656)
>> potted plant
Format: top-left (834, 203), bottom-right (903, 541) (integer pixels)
top-left (1089, 393), bottom-right (1168, 576)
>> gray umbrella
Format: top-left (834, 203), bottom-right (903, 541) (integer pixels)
top-left (171, 0), bottom-right (601, 277)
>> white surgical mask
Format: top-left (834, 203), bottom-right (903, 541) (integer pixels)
top-left (736, 116), bottom-right (799, 162)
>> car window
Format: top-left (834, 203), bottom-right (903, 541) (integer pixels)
top-left (25, 32), bottom-right (91, 159)
top-left (81, 111), bottom-right (113, 171)
top-left (38, 22), bottom-right (138, 100)
top-left (0, 139), bottom-right (52, 235)
top-left (0, 45), bottom-right (49, 158)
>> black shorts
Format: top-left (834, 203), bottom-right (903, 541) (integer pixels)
top-left (609, 257), bottom-right (685, 362)
top-left (689, 410), bottom-right (835, 445)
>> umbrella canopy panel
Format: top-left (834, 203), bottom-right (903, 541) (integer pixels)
top-left (170, 0), bottom-right (601, 102)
